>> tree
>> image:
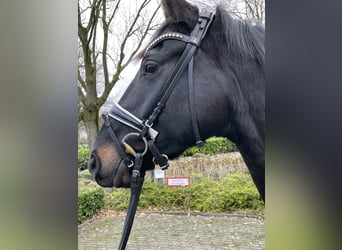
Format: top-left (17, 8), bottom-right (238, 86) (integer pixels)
top-left (191, 0), bottom-right (264, 25)
top-left (78, 0), bottom-right (161, 150)
top-left (229, 0), bottom-right (264, 24)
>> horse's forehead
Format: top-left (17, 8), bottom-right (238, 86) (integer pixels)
top-left (145, 32), bottom-right (185, 55)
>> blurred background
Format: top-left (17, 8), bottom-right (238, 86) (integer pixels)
top-left (1, 0), bottom-right (341, 249)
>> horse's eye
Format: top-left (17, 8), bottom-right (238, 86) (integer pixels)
top-left (144, 63), bottom-right (158, 74)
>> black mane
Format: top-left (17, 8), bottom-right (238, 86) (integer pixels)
top-left (137, 4), bottom-right (264, 66)
top-left (216, 4), bottom-right (265, 65)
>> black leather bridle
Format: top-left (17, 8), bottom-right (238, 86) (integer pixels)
top-left (102, 10), bottom-right (214, 250)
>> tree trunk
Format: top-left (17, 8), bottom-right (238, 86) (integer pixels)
top-left (83, 107), bottom-right (99, 151)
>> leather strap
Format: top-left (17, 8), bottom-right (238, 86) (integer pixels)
top-left (188, 57), bottom-right (204, 146)
top-left (147, 139), bottom-right (169, 170)
top-left (110, 103), bottom-right (159, 140)
top-left (118, 153), bottom-right (145, 249)
top-left (103, 114), bottom-right (134, 168)
top-left (141, 10), bottom-right (214, 143)
top-left (141, 43), bottom-right (198, 136)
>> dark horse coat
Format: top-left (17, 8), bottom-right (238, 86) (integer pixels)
top-left (89, 0), bottom-right (265, 202)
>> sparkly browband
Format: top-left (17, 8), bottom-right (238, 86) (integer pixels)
top-left (144, 32), bottom-right (201, 56)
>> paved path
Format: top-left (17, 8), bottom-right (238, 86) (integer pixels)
top-left (78, 212), bottom-right (264, 249)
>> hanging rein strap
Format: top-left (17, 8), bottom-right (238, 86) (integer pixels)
top-left (118, 153), bottom-right (145, 250)
top-left (102, 116), bottom-right (146, 249)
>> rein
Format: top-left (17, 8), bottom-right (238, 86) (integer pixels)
top-left (103, 10), bottom-right (214, 250)
top-left (118, 153), bottom-right (144, 249)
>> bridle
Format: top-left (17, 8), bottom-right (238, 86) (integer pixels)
top-left (102, 10), bottom-right (214, 250)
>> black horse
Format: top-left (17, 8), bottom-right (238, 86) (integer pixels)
top-left (88, 0), bottom-right (265, 202)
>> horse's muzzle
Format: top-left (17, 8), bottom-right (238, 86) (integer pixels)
top-left (88, 151), bottom-right (100, 178)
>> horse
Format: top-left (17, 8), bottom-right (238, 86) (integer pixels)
top-left (88, 0), bottom-right (265, 202)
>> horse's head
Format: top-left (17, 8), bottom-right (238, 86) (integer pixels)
top-left (88, 0), bottom-right (265, 190)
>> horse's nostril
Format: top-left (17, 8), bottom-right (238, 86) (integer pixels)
top-left (88, 152), bottom-right (100, 176)
top-left (88, 156), bottom-right (95, 169)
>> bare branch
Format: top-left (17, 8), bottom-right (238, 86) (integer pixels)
top-left (116, 0), bottom-right (154, 72)
top-left (108, 0), bottom-right (121, 25)
top-left (78, 85), bottom-right (87, 105)
top-left (122, 5), bottom-right (161, 69)
top-left (86, 0), bottom-right (102, 32)
top-left (78, 67), bottom-right (87, 91)
top-left (98, 0), bottom-right (160, 106)
top-left (87, 0), bottom-right (102, 47)
top-left (102, 0), bottom-right (110, 86)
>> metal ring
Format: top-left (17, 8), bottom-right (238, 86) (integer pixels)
top-left (152, 154), bottom-right (169, 165)
top-left (121, 132), bottom-right (148, 156)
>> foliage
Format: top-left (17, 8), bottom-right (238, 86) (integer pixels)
top-left (78, 144), bottom-right (90, 171)
top-left (105, 173), bottom-right (263, 213)
top-left (188, 173), bottom-right (263, 212)
top-left (106, 189), bottom-right (131, 211)
top-left (182, 137), bottom-right (237, 157)
top-left (78, 186), bottom-right (105, 223)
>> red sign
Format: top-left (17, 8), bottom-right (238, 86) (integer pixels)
top-left (166, 177), bottom-right (190, 187)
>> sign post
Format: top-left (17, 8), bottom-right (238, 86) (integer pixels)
top-left (154, 169), bottom-right (165, 186)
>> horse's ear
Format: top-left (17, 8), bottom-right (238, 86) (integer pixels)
top-left (161, 0), bottom-right (198, 29)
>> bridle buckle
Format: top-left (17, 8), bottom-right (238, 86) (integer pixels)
top-left (144, 120), bottom-right (153, 128)
top-left (152, 154), bottom-right (169, 170)
top-left (127, 160), bottom-right (134, 169)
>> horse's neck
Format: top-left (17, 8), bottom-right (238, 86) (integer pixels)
top-left (238, 134), bottom-right (265, 201)
top-left (229, 61), bottom-right (265, 167)
top-left (222, 59), bottom-right (265, 200)
top-left (224, 112), bottom-right (265, 201)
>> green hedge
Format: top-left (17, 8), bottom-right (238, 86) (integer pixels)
top-left (105, 173), bottom-right (263, 213)
top-left (182, 137), bottom-right (237, 157)
top-left (78, 144), bottom-right (90, 171)
top-left (78, 186), bottom-right (105, 223)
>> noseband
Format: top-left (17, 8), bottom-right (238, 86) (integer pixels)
top-left (102, 10), bottom-right (214, 249)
